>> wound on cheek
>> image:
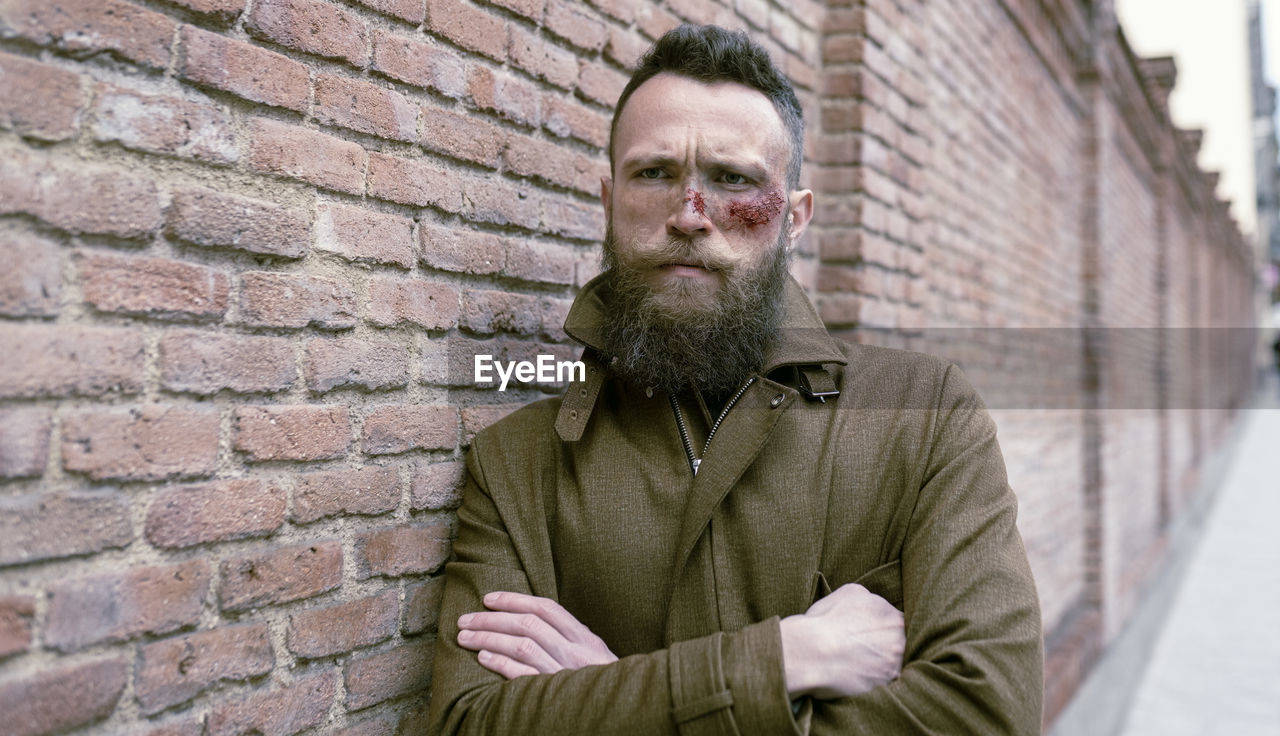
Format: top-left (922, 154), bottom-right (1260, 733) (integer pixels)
top-left (684, 189), bottom-right (707, 217)
top-left (727, 189), bottom-right (786, 228)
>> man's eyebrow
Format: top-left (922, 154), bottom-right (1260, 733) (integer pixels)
top-left (619, 153), bottom-right (770, 178)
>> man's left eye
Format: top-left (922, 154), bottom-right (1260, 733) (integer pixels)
top-left (719, 172), bottom-right (748, 185)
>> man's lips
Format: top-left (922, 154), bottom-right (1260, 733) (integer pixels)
top-left (657, 263), bottom-right (719, 278)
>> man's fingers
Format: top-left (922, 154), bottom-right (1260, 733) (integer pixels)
top-left (456, 628), bottom-right (562, 674)
top-left (481, 591), bottom-right (596, 643)
top-left (475, 649), bottom-right (542, 679)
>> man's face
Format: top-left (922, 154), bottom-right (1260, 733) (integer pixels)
top-left (602, 73), bottom-right (812, 318)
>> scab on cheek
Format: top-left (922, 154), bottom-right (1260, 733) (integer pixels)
top-left (726, 189), bottom-right (786, 229)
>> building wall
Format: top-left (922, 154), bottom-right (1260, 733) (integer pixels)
top-left (0, 1), bottom-right (1258, 735)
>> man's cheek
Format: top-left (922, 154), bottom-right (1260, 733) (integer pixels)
top-left (718, 188), bottom-right (787, 231)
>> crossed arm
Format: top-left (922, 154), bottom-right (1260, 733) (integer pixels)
top-left (427, 368), bottom-right (1043, 735)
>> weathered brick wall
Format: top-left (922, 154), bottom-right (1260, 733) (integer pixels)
top-left (0, 0), bottom-right (1258, 735)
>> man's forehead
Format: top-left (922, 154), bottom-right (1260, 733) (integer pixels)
top-left (613, 73), bottom-right (789, 168)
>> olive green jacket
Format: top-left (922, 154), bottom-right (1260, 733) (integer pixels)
top-left (427, 274), bottom-right (1043, 735)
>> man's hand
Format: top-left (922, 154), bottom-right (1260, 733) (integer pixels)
top-left (456, 591), bottom-right (618, 679)
top-left (779, 583), bottom-right (905, 699)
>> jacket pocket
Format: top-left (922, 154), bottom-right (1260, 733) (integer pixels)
top-left (852, 560), bottom-right (903, 609)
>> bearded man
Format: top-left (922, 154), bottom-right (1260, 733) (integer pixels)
top-left (428, 24), bottom-right (1043, 735)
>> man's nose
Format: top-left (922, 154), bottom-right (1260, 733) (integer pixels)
top-left (667, 187), bottom-right (711, 236)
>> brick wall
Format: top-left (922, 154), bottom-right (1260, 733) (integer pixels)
top-left (0, 0), bottom-right (1258, 735)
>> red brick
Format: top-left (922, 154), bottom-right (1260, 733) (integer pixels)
top-left (179, 26), bottom-right (309, 112)
top-left (403, 576), bottom-right (446, 634)
top-left (367, 275), bottom-right (460, 330)
top-left (586, 0), bottom-right (634, 23)
top-left (219, 541), bottom-right (342, 611)
top-left (419, 222), bottom-right (505, 275)
top-left (138, 717), bottom-right (205, 736)
top-left (0, 656), bottom-right (127, 736)
top-left (62, 405), bottom-right (218, 481)
top-left (313, 74), bottom-right (418, 142)
top-left (335, 717), bottom-right (396, 736)
top-left (605, 26), bottom-right (648, 69)
top-left (462, 174), bottom-right (541, 229)
top-left (0, 324), bottom-right (143, 399)
top-left (545, 0), bottom-right (607, 52)
top-left (94, 84), bottom-right (238, 164)
top-left (539, 295), bottom-right (573, 341)
top-left (146, 479), bottom-right (286, 548)
top-left (344, 640), bottom-right (434, 710)
top-left (208, 671), bottom-right (335, 736)
top-left (507, 133), bottom-right (603, 194)
top-left (460, 289), bottom-right (540, 334)
top-left (635, 4), bottom-right (680, 41)
top-left (490, 0), bottom-right (543, 20)
top-left (0, 0), bottom-right (175, 68)
top-left (0, 51), bottom-right (83, 141)
top-left (665, 0), bottom-right (715, 24)
top-left (461, 403), bottom-right (520, 442)
top-left (0, 596), bottom-right (35, 659)
top-left (136, 624), bottom-right (274, 713)
top-left (0, 149), bottom-right (163, 238)
top-left (576, 62), bottom-right (627, 107)
top-left (371, 28), bottom-right (467, 99)
top-left (234, 405), bottom-right (352, 461)
top-left (238, 271), bottom-right (357, 329)
top-left (468, 65), bottom-right (541, 126)
top-left (542, 196), bottom-right (603, 242)
top-left (292, 466), bottom-right (400, 523)
top-left (411, 460), bottom-right (464, 510)
top-left (316, 203), bottom-right (414, 268)
top-left (509, 27), bottom-right (577, 89)
top-left (420, 105), bottom-right (506, 167)
top-left (356, 522), bottom-right (451, 578)
top-left (362, 405), bottom-right (457, 455)
top-left (0, 226), bottom-right (61, 317)
top-left (0, 493), bottom-right (132, 567)
top-left (77, 251), bottom-right (229, 320)
top-left (168, 186), bottom-right (309, 258)
top-left (543, 94), bottom-right (609, 148)
top-left (304, 336), bottom-right (411, 392)
top-left (367, 153), bottom-right (464, 212)
top-left (162, 0), bottom-right (245, 23)
top-left (160, 331), bottom-right (295, 395)
top-left (286, 591), bottom-right (398, 658)
top-left (352, 0), bottom-right (423, 23)
top-left (425, 0), bottom-right (506, 62)
top-left (248, 118), bottom-right (366, 195)
top-left (45, 560), bottom-right (210, 651)
top-left (0, 408), bottom-right (49, 479)
top-left (246, 0), bottom-right (368, 67)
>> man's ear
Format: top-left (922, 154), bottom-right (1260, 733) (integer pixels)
top-left (787, 189), bottom-right (814, 240)
top-left (601, 176), bottom-right (613, 215)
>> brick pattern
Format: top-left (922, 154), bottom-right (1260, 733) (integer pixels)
top-left (0, 1), bottom-right (1257, 735)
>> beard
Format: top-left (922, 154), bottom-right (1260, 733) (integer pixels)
top-left (598, 224), bottom-right (791, 397)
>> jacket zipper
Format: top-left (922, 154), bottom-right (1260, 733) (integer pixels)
top-left (668, 376), bottom-right (757, 476)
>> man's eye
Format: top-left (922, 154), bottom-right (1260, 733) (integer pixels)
top-left (638, 168), bottom-right (666, 179)
top-left (719, 172), bottom-right (748, 185)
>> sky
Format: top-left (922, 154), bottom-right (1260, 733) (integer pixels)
top-left (1115, 0), bottom-right (1272, 239)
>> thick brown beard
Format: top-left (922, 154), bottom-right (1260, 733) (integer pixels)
top-left (598, 225), bottom-right (791, 397)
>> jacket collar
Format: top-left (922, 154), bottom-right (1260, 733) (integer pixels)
top-left (563, 270), bottom-right (847, 374)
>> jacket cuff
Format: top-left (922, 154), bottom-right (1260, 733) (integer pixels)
top-left (721, 616), bottom-right (806, 736)
top-left (669, 632), bottom-right (736, 736)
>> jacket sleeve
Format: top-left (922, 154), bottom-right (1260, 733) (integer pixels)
top-left (425, 440), bottom-right (804, 736)
top-left (808, 363), bottom-right (1044, 734)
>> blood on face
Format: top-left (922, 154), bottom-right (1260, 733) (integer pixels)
top-left (682, 187), bottom-right (786, 230)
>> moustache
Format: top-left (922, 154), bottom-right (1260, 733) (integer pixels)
top-left (626, 237), bottom-right (737, 273)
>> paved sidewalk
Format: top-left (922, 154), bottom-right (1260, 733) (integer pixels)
top-left (1117, 379), bottom-right (1280, 736)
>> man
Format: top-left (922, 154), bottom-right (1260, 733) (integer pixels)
top-left (428, 24), bottom-right (1043, 735)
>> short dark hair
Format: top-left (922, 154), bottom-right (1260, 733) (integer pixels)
top-left (609, 24), bottom-right (805, 190)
